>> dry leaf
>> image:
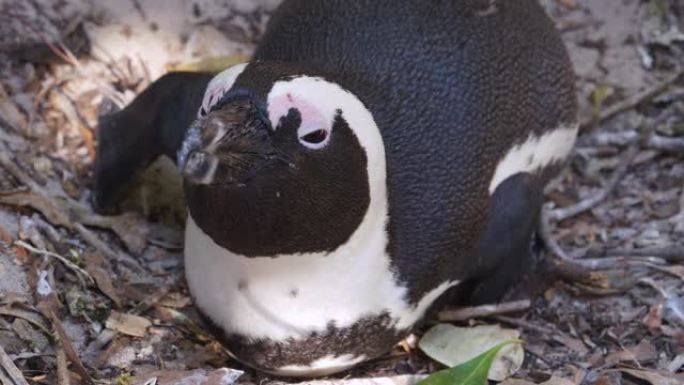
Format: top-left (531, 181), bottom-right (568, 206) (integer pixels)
top-left (84, 253), bottom-right (122, 307)
top-left (0, 84), bottom-right (27, 131)
top-left (105, 311), bottom-right (151, 337)
top-left (132, 368), bottom-right (244, 385)
top-left (0, 224), bottom-right (13, 244)
top-left (620, 369), bottom-right (683, 385)
top-left (158, 293), bottom-right (191, 309)
top-left (540, 377), bottom-right (578, 385)
top-left (604, 340), bottom-right (657, 367)
top-left (51, 312), bottom-right (94, 385)
top-left (418, 324), bottom-right (524, 381)
top-left (110, 212), bottom-right (149, 255)
top-left (500, 379), bottom-right (535, 385)
top-left (0, 190), bottom-right (72, 229)
top-left (643, 302), bottom-right (664, 330)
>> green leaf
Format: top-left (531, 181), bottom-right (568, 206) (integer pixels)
top-left (418, 324), bottom-right (524, 381)
top-left (417, 340), bottom-right (522, 385)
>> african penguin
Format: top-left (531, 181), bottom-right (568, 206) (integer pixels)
top-left (93, 0), bottom-right (578, 377)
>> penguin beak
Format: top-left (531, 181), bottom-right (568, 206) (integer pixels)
top-left (178, 100), bottom-right (274, 186)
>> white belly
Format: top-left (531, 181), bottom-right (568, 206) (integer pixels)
top-left (184, 214), bottom-right (457, 343)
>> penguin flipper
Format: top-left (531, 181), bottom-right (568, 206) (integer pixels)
top-left (468, 172), bottom-right (544, 304)
top-left (93, 72), bottom-right (213, 213)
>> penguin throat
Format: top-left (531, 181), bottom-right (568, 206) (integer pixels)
top-left (183, 177), bottom-right (369, 257)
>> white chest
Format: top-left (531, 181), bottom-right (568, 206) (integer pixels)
top-left (184, 215), bottom-right (456, 342)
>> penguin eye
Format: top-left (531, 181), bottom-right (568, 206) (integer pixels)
top-left (298, 129), bottom-right (330, 149)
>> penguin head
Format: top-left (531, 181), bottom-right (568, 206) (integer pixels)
top-left (178, 62), bottom-right (386, 257)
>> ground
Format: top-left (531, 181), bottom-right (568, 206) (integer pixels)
top-left (0, 1), bottom-right (682, 384)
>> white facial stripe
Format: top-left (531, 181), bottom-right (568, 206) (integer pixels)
top-left (185, 76), bottom-right (459, 353)
top-left (267, 76), bottom-right (387, 192)
top-left (488, 122), bottom-right (578, 194)
top-left (199, 63), bottom-right (248, 117)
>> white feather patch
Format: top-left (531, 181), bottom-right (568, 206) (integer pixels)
top-left (199, 62), bottom-right (248, 117)
top-left (274, 354), bottom-right (368, 376)
top-left (488, 123), bottom-right (578, 194)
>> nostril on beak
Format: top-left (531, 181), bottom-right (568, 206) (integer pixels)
top-left (182, 150), bottom-right (217, 185)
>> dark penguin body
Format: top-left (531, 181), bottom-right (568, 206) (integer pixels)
top-left (93, 0), bottom-right (577, 376)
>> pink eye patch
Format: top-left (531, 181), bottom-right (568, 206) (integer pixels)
top-left (269, 93), bottom-right (329, 132)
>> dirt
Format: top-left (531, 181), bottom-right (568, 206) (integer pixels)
top-left (0, 0), bottom-right (682, 384)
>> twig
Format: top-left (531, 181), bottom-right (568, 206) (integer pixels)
top-left (494, 315), bottom-right (555, 335)
top-left (647, 134), bottom-right (684, 153)
top-left (16, 240), bottom-right (94, 285)
top-left (438, 300), bottom-right (531, 322)
top-left (581, 131), bottom-right (684, 153)
top-left (540, 208), bottom-right (667, 269)
top-left (55, 345), bottom-right (70, 385)
top-left (580, 68), bottom-right (684, 131)
top-left (49, 310), bottom-right (94, 385)
top-left (0, 147), bottom-right (42, 192)
top-left (0, 369), bottom-right (14, 385)
top-left (0, 344), bottom-right (29, 385)
top-left (549, 143), bottom-right (640, 222)
top-left (587, 247), bottom-right (684, 263)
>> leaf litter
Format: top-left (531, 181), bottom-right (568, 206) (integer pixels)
top-left (0, 0), bottom-right (683, 384)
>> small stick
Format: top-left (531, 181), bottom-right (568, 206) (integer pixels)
top-left (647, 134), bottom-right (684, 153)
top-left (549, 143), bottom-right (639, 222)
top-left (438, 300), bottom-right (531, 322)
top-left (494, 315), bottom-right (556, 335)
top-left (49, 311), bottom-right (94, 385)
top-left (55, 346), bottom-right (70, 385)
top-left (0, 344), bottom-right (29, 385)
top-left (580, 68), bottom-right (684, 131)
top-left (581, 131), bottom-right (684, 153)
top-left (16, 240), bottom-right (94, 285)
top-left (589, 247), bottom-right (684, 263)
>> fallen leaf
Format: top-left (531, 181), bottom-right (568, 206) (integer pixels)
top-left (557, 0), bottom-right (577, 9)
top-left (50, 311), bottom-right (94, 385)
top-left (418, 340), bottom-right (521, 385)
top-left (84, 253), bottom-right (122, 307)
top-left (0, 306), bottom-right (51, 335)
top-left (0, 190), bottom-right (72, 229)
top-left (604, 340), bottom-right (657, 367)
top-left (0, 224), bottom-right (13, 244)
top-left (643, 302), bottom-right (664, 330)
top-left (419, 324), bottom-right (524, 381)
top-left (105, 311), bottom-right (151, 337)
top-left (620, 368), bottom-right (683, 385)
top-left (11, 318), bottom-right (49, 351)
top-left (0, 84), bottom-right (27, 131)
top-left (500, 379), bottom-right (535, 385)
top-left (591, 372), bottom-right (624, 385)
top-left (131, 368), bottom-right (244, 385)
top-left (540, 377), bottom-right (577, 385)
top-left (157, 293), bottom-right (191, 309)
top-left (109, 212), bottom-right (149, 255)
